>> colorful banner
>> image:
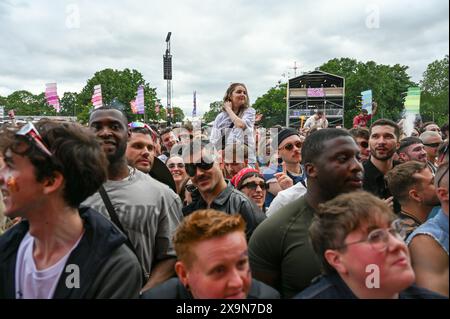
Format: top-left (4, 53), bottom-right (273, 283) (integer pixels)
top-left (136, 85), bottom-right (144, 114)
top-left (193, 90), bottom-right (197, 117)
top-left (130, 99), bottom-right (137, 114)
top-left (91, 84), bottom-right (103, 109)
top-left (361, 89), bottom-right (373, 114)
top-left (45, 83), bottom-right (61, 112)
top-left (404, 87), bottom-right (421, 114)
top-left (307, 88), bottom-right (324, 97)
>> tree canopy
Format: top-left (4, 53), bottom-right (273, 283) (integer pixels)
top-left (319, 58), bottom-right (415, 127)
top-left (420, 55), bottom-right (449, 125)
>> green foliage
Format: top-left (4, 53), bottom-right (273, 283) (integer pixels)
top-left (2, 90), bottom-right (56, 116)
top-left (420, 55), bottom-right (449, 125)
top-left (171, 106), bottom-right (185, 123)
top-left (77, 68), bottom-right (162, 123)
top-left (319, 58), bottom-right (415, 128)
top-left (252, 83), bottom-right (287, 128)
top-left (202, 101), bottom-right (223, 124)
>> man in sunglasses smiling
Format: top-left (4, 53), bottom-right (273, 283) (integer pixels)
top-left (420, 131), bottom-right (443, 175)
top-left (181, 141), bottom-right (266, 239)
top-left (263, 128), bottom-right (306, 208)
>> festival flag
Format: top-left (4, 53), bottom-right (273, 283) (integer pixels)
top-left (193, 90), bottom-right (197, 117)
top-left (45, 83), bottom-right (61, 112)
top-left (307, 87), bottom-right (325, 97)
top-left (130, 99), bottom-right (137, 114)
top-left (136, 85), bottom-right (145, 114)
top-left (361, 90), bottom-right (373, 114)
top-left (91, 84), bottom-right (103, 109)
top-left (404, 87), bottom-right (421, 114)
top-left (155, 100), bottom-right (160, 115)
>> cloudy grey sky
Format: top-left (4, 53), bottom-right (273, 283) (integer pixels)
top-left (0, 0), bottom-right (448, 117)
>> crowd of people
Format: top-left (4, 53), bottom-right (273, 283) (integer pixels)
top-left (0, 82), bottom-right (448, 300)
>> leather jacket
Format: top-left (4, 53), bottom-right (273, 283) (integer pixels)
top-left (182, 182), bottom-right (266, 239)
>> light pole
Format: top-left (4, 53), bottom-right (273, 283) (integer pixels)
top-left (163, 32), bottom-right (172, 125)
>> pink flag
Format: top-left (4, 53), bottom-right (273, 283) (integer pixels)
top-left (130, 99), bottom-right (137, 114)
top-left (91, 85), bottom-right (103, 109)
top-left (136, 85), bottom-right (144, 114)
top-left (45, 83), bottom-right (61, 112)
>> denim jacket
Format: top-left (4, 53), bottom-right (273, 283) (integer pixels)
top-left (406, 209), bottom-right (449, 255)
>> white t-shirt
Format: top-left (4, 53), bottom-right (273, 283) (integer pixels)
top-left (266, 182), bottom-right (307, 218)
top-left (15, 232), bottom-right (82, 299)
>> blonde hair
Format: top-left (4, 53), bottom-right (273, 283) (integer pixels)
top-left (223, 83), bottom-right (250, 117)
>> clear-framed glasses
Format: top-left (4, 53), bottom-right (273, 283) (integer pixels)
top-left (337, 220), bottom-right (405, 252)
top-left (16, 122), bottom-right (52, 157)
top-left (167, 163), bottom-right (185, 169)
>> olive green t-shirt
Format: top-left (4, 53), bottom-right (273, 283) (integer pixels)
top-left (249, 195), bottom-right (321, 298)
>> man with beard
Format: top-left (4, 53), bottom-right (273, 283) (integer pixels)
top-left (397, 137), bottom-right (428, 164)
top-left (82, 107), bottom-right (183, 292)
top-left (363, 119), bottom-right (400, 212)
top-left (385, 161), bottom-right (440, 240)
top-left (181, 140), bottom-right (265, 240)
top-left (249, 129), bottom-right (364, 298)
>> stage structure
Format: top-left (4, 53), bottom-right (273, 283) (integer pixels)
top-left (286, 70), bottom-right (345, 128)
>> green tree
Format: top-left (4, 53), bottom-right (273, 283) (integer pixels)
top-left (420, 55), bottom-right (449, 125)
top-left (202, 101), bottom-right (223, 124)
top-left (320, 58), bottom-right (415, 127)
top-left (77, 68), bottom-right (161, 123)
top-left (60, 92), bottom-right (80, 116)
top-left (4, 90), bottom-right (55, 116)
top-left (171, 106), bottom-right (185, 123)
top-left (252, 83), bottom-right (287, 128)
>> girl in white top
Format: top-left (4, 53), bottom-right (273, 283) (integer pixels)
top-left (209, 83), bottom-right (256, 164)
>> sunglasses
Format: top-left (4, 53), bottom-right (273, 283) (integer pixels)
top-left (128, 122), bottom-right (158, 141)
top-left (185, 184), bottom-right (198, 193)
top-left (239, 181), bottom-right (269, 191)
top-left (423, 142), bottom-right (441, 148)
top-left (279, 141), bottom-right (303, 151)
top-left (358, 141), bottom-right (369, 148)
top-left (185, 159), bottom-right (214, 177)
top-left (168, 163), bottom-right (185, 169)
top-left (16, 122), bottom-right (52, 157)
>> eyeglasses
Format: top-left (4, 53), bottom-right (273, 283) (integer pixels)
top-left (16, 122), bottom-right (52, 156)
top-left (423, 142), bottom-right (441, 148)
top-left (358, 141), bottom-right (369, 148)
top-left (185, 184), bottom-right (198, 193)
top-left (279, 141), bottom-right (303, 151)
top-left (168, 163), bottom-right (185, 169)
top-left (185, 159), bottom-right (214, 177)
top-left (239, 181), bottom-right (268, 191)
top-left (336, 220), bottom-right (405, 252)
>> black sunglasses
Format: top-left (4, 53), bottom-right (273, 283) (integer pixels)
top-left (185, 184), bottom-right (198, 193)
top-left (185, 160), bottom-right (214, 177)
top-left (280, 141), bottom-right (302, 151)
top-left (424, 142), bottom-right (441, 148)
top-left (359, 141), bottom-right (369, 148)
top-left (239, 181), bottom-right (269, 191)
